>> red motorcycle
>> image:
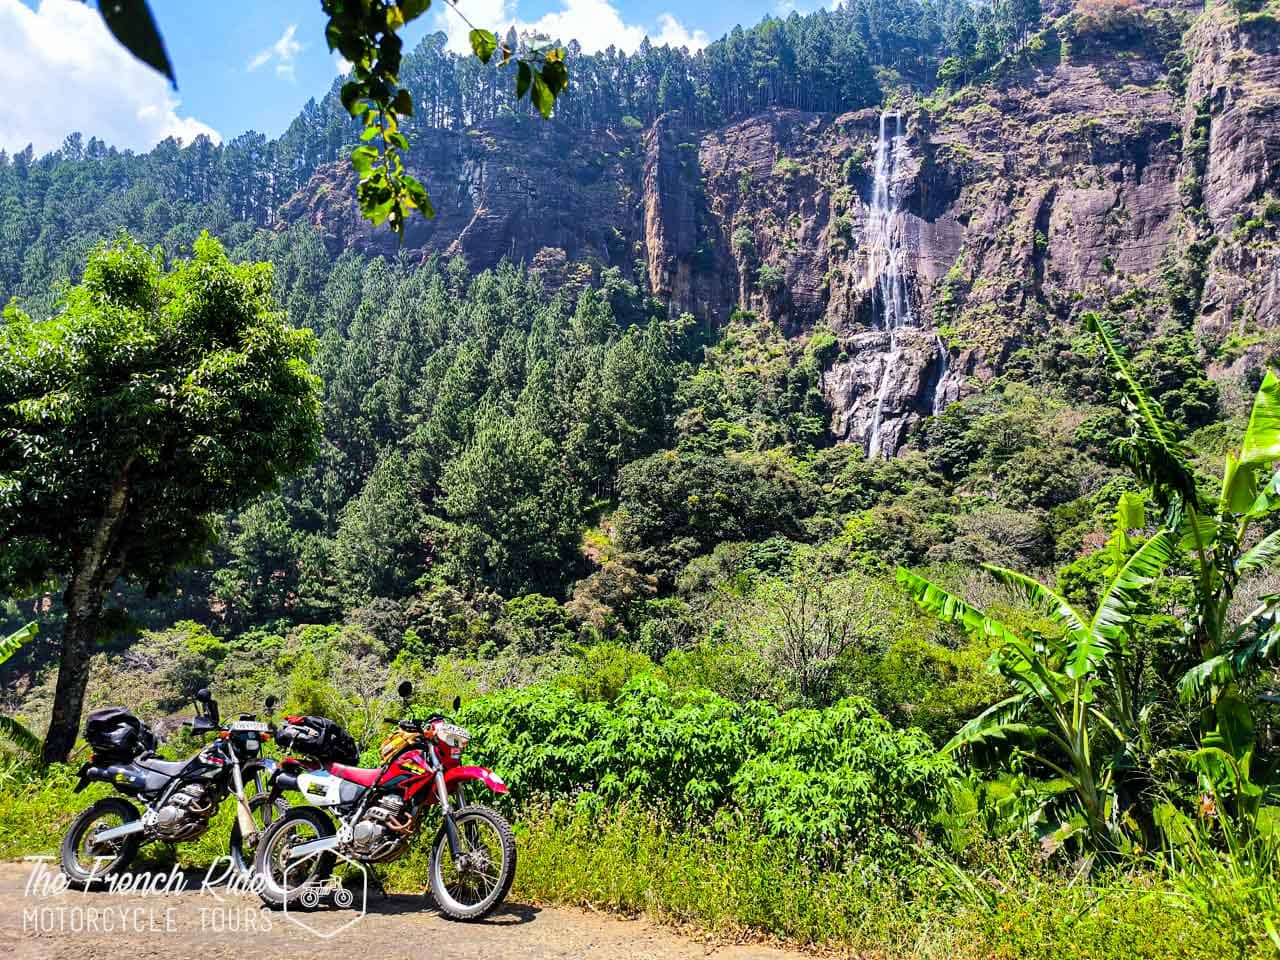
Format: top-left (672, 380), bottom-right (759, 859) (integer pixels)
top-left (253, 682), bottom-right (515, 920)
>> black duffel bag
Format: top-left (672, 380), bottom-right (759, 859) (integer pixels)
top-left (275, 715), bottom-right (358, 765)
top-left (85, 706), bottom-right (158, 762)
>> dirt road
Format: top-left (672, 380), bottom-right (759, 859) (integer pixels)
top-left (0, 861), bottom-right (808, 960)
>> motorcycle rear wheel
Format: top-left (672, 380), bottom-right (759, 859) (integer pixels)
top-left (429, 805), bottom-right (517, 921)
top-left (60, 797), bottom-right (142, 889)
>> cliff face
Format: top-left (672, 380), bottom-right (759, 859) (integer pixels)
top-left (278, 1), bottom-right (1280, 455)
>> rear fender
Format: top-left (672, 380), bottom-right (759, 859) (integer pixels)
top-left (442, 765), bottom-right (509, 796)
top-left (266, 757), bottom-right (314, 802)
top-left (73, 761), bottom-right (101, 793)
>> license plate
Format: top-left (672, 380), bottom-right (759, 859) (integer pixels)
top-left (230, 720), bottom-right (269, 733)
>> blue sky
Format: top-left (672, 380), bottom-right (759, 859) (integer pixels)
top-left (2, 0), bottom-right (794, 155)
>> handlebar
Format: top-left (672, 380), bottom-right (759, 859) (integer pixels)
top-left (382, 714), bottom-right (445, 730)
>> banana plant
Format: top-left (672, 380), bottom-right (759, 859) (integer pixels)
top-left (898, 494), bottom-right (1175, 850)
top-left (0, 623), bottom-right (40, 756)
top-left (1088, 313), bottom-right (1280, 818)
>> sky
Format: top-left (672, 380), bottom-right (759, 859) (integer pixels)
top-left (1, 0), bottom-right (798, 156)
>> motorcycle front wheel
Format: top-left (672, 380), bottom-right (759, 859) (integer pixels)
top-left (253, 807), bottom-right (336, 909)
top-left (429, 805), bottom-right (516, 921)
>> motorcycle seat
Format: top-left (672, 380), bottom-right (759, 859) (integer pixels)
top-left (134, 755), bottom-right (188, 777)
top-left (329, 763), bottom-right (381, 787)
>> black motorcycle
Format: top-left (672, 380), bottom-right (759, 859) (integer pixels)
top-left (60, 688), bottom-right (285, 888)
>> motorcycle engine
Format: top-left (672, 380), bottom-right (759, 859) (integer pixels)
top-left (351, 794), bottom-right (412, 861)
top-left (153, 783), bottom-right (219, 841)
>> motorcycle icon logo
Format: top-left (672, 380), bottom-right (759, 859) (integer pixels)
top-left (281, 849), bottom-right (367, 940)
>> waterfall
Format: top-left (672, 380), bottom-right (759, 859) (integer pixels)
top-left (865, 111), bottom-right (913, 459)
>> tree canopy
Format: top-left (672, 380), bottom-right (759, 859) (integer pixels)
top-left (0, 232), bottom-right (321, 759)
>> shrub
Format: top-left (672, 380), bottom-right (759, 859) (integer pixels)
top-left (731, 698), bottom-right (957, 856)
top-left (757, 263), bottom-right (786, 293)
top-left (773, 157), bottom-right (803, 178)
top-left (459, 676), bottom-right (773, 820)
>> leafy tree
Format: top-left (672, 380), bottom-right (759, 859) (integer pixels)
top-left (899, 493), bottom-right (1176, 851)
top-left (333, 450), bottom-right (430, 605)
top-left (1089, 314), bottom-right (1280, 821)
top-left (0, 233), bottom-right (321, 761)
top-left (440, 412), bottom-right (583, 596)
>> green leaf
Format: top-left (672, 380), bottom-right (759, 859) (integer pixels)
top-left (340, 81), bottom-right (364, 115)
top-left (351, 145), bottom-right (378, 176)
top-left (1090, 531), bottom-right (1174, 641)
top-left (470, 28), bottom-right (498, 64)
top-left (896, 568), bottom-right (1021, 647)
top-left (400, 0), bottom-right (432, 21)
top-left (1237, 526), bottom-right (1280, 575)
top-left (1086, 313), bottom-right (1199, 514)
top-left (0, 623), bottom-right (36, 667)
top-left (0, 715), bottom-right (39, 757)
top-left (941, 694), bottom-right (1027, 754)
top-left (516, 61), bottom-right (532, 101)
top-left (531, 73), bottom-right (555, 118)
top-left (1105, 491), bottom-right (1145, 571)
top-left (98, 0), bottom-right (175, 86)
top-left (401, 174), bottom-right (435, 220)
top-left (392, 88), bottom-right (414, 118)
top-left (982, 564), bottom-right (1089, 636)
top-left (1240, 369), bottom-right (1280, 466)
top-left (1177, 655), bottom-right (1234, 701)
top-left (541, 58), bottom-right (569, 96)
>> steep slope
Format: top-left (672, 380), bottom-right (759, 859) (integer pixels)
top-left (277, 1), bottom-right (1280, 455)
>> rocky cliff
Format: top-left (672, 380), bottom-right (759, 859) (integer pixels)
top-left (278, 0), bottom-right (1280, 455)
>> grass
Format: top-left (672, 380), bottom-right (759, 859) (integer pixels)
top-left (0, 760), bottom-right (1255, 958)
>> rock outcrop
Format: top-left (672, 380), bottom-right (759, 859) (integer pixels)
top-left (277, 1), bottom-right (1280, 455)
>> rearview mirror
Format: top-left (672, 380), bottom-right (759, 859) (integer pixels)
top-left (195, 687), bottom-right (211, 703)
top-left (397, 680), bottom-right (413, 700)
top-left (452, 695), bottom-right (461, 711)
top-left (265, 694), bottom-right (277, 713)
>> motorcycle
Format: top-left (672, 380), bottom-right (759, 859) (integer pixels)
top-left (253, 681), bottom-right (515, 921)
top-left (60, 689), bottom-right (286, 887)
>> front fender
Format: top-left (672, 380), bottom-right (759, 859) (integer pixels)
top-left (443, 765), bottom-right (509, 795)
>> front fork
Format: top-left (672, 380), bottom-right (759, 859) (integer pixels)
top-left (435, 766), bottom-right (462, 858)
top-left (227, 745), bottom-right (259, 841)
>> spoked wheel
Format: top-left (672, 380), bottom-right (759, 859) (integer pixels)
top-left (429, 805), bottom-right (516, 921)
top-left (229, 794), bottom-right (290, 877)
top-left (253, 808), bottom-right (336, 909)
top-left (60, 798), bottom-right (142, 889)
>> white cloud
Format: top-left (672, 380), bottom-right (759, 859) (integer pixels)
top-left (248, 23), bottom-right (303, 80)
top-left (334, 52), bottom-right (353, 75)
top-left (0, 0), bottom-right (219, 155)
top-left (436, 0), bottom-right (707, 56)
top-left (651, 13), bottom-right (709, 51)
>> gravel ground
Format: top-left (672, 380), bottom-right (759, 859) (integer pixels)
top-left (0, 861), bottom-right (808, 960)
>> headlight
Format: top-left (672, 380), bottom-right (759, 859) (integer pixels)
top-left (435, 722), bottom-right (470, 749)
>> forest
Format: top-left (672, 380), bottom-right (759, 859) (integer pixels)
top-left (3, 0), bottom-right (1280, 957)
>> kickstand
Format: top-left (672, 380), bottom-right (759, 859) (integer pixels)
top-left (365, 866), bottom-right (389, 899)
